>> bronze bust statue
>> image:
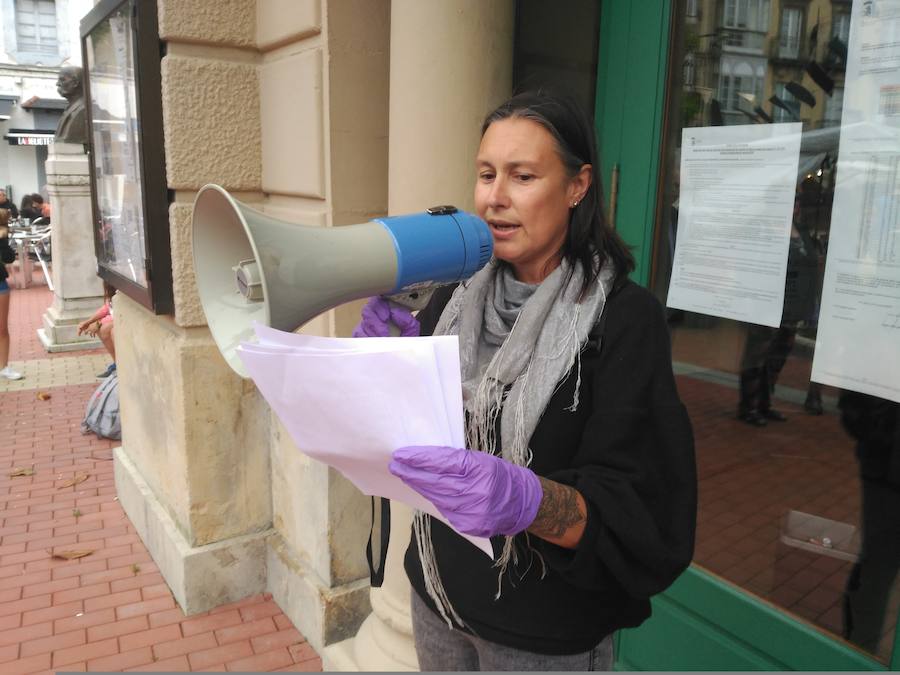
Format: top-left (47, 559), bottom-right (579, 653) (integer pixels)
top-left (54, 65), bottom-right (88, 144)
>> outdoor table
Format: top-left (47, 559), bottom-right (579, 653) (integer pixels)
top-left (10, 231), bottom-right (50, 290)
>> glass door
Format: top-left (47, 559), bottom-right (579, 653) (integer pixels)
top-left (646, 0), bottom-right (898, 668)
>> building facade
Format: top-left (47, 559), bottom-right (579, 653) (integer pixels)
top-left (89, 0), bottom-right (898, 670)
top-left (0, 0), bottom-right (92, 203)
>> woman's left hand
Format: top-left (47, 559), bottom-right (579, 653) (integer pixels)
top-left (390, 445), bottom-right (543, 538)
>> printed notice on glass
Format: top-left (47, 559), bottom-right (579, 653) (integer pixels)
top-left (666, 123), bottom-right (803, 327)
top-left (811, 0), bottom-right (900, 403)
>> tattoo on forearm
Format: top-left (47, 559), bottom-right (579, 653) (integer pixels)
top-left (530, 478), bottom-right (586, 539)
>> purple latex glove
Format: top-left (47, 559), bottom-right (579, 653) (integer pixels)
top-left (389, 445), bottom-right (543, 538)
top-left (352, 297), bottom-right (420, 338)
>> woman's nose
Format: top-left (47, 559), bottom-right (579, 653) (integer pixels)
top-left (487, 178), bottom-right (509, 208)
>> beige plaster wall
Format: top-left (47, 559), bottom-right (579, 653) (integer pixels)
top-left (388, 0), bottom-right (515, 214)
top-left (260, 48), bottom-right (325, 198)
top-left (257, 0), bottom-right (320, 50)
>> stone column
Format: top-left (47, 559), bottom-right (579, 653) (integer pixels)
top-left (322, 1), bottom-right (514, 670)
top-left (38, 141), bottom-right (104, 352)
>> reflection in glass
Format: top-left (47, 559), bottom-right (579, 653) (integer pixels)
top-left (652, 0), bottom-right (897, 663)
top-left (85, 2), bottom-right (147, 287)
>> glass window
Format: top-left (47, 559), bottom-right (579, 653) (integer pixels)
top-left (780, 7), bottom-right (803, 59)
top-left (652, 0), bottom-right (897, 664)
top-left (687, 0), bottom-right (700, 19)
top-left (85, 2), bottom-right (148, 287)
top-left (833, 12), bottom-right (851, 44)
top-left (824, 87), bottom-right (844, 127)
top-left (773, 82), bottom-right (801, 122)
top-left (15, 0), bottom-right (58, 55)
top-left (724, 0), bottom-right (769, 31)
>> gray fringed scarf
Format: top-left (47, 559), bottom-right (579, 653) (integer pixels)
top-left (414, 256), bottom-right (616, 628)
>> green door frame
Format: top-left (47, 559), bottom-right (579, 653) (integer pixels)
top-left (593, 0), bottom-right (899, 670)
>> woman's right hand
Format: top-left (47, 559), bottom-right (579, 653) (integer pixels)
top-left (352, 297), bottom-right (420, 337)
top-left (77, 319), bottom-right (98, 337)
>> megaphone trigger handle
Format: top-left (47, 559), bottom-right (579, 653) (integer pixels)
top-left (385, 287), bottom-right (435, 312)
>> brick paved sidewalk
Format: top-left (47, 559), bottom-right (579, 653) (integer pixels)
top-left (1, 280), bottom-right (323, 673)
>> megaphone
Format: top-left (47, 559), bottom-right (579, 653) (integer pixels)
top-left (192, 184), bottom-right (493, 376)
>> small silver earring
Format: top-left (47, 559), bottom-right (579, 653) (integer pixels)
top-left (572, 201), bottom-right (579, 208)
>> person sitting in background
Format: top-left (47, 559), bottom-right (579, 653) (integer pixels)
top-left (0, 189), bottom-right (19, 220)
top-left (77, 282), bottom-right (116, 378)
top-left (0, 210), bottom-right (23, 380)
top-left (19, 194), bottom-right (39, 223)
top-left (30, 194), bottom-right (50, 224)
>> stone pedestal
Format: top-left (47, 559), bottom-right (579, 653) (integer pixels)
top-left (38, 141), bottom-right (104, 352)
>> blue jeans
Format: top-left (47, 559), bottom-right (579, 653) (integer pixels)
top-left (0, 279), bottom-right (9, 294)
top-left (411, 590), bottom-right (615, 671)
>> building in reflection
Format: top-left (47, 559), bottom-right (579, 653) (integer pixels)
top-left (683, 0), bottom-right (850, 129)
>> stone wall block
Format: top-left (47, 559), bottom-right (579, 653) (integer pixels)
top-left (327, 467), bottom-right (373, 585)
top-left (258, 0), bottom-right (321, 50)
top-left (182, 342), bottom-right (272, 547)
top-left (260, 48), bottom-right (324, 197)
top-left (269, 414), bottom-right (370, 587)
top-left (169, 201), bottom-right (207, 328)
top-left (162, 55), bottom-right (262, 191)
top-left (158, 0), bottom-right (255, 48)
top-left (116, 294), bottom-right (192, 536)
top-left (267, 534), bottom-right (371, 652)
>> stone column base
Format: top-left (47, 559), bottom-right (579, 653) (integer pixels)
top-left (39, 297), bottom-right (105, 353)
top-left (114, 447), bottom-right (270, 614)
top-left (322, 609), bottom-right (419, 672)
top-left (266, 534), bottom-right (372, 654)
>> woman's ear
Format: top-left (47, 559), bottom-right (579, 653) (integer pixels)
top-left (569, 164), bottom-right (592, 205)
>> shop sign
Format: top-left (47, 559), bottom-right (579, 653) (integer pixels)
top-left (13, 135), bottom-right (53, 146)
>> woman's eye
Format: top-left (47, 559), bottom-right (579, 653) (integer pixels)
top-left (479, 172), bottom-right (495, 181)
top-left (516, 174), bottom-right (534, 182)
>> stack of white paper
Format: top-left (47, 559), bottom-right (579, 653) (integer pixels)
top-left (238, 324), bottom-right (493, 558)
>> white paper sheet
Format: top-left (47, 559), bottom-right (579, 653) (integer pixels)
top-left (811, 0), bottom-right (900, 403)
top-left (666, 123), bottom-right (803, 327)
top-left (238, 326), bottom-right (493, 557)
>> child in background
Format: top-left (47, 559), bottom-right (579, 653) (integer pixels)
top-left (78, 282), bottom-right (116, 378)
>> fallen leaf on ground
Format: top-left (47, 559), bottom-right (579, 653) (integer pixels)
top-left (57, 472), bottom-right (89, 488)
top-left (47, 549), bottom-right (94, 560)
top-left (36, 392), bottom-right (51, 400)
top-left (8, 467), bottom-right (35, 477)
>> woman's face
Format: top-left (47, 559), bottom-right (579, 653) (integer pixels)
top-left (475, 117), bottom-right (589, 283)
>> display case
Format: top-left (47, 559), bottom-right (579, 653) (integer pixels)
top-left (81, 0), bottom-right (172, 313)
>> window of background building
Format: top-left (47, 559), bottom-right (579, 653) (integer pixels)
top-left (833, 12), bottom-right (851, 45)
top-left (779, 7), bottom-right (803, 59)
top-left (773, 82), bottom-right (801, 122)
top-left (724, 0), bottom-right (770, 31)
top-left (15, 0), bottom-right (58, 56)
top-left (824, 87), bottom-right (844, 127)
top-left (652, 0), bottom-right (896, 665)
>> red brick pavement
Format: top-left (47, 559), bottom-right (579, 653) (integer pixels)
top-left (679, 369), bottom-right (897, 663)
top-left (1, 281), bottom-right (322, 673)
